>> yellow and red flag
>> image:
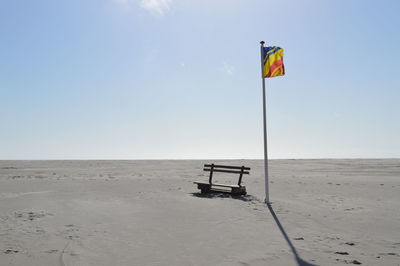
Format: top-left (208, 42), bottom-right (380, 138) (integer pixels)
top-left (263, 46), bottom-right (285, 78)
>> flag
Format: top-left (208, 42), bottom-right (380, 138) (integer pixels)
top-left (263, 46), bottom-right (285, 78)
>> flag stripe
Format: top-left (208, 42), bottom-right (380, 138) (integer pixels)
top-left (263, 46), bottom-right (285, 78)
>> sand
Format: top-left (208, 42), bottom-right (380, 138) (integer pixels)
top-left (0, 159), bottom-right (399, 266)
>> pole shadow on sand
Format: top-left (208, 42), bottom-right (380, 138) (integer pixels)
top-left (191, 193), bottom-right (317, 265)
top-left (267, 204), bottom-right (317, 266)
top-left (191, 192), bottom-right (256, 201)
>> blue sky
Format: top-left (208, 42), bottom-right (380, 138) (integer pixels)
top-left (0, 0), bottom-right (399, 159)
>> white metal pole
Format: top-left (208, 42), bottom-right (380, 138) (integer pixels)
top-left (260, 41), bottom-right (270, 204)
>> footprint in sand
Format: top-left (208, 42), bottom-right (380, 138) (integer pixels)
top-left (44, 249), bottom-right (59, 254)
top-left (378, 252), bottom-right (399, 256)
top-left (4, 249), bottom-right (19, 254)
top-left (9, 175), bottom-right (23, 179)
top-left (58, 224), bottom-right (80, 240)
top-left (335, 251), bottom-right (349, 255)
top-left (14, 211), bottom-right (53, 221)
top-left (391, 242), bottom-right (400, 248)
top-left (335, 258), bottom-right (362, 264)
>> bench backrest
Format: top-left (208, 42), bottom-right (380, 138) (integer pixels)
top-left (203, 164), bottom-right (250, 186)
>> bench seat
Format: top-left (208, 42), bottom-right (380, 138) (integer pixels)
top-left (194, 182), bottom-right (240, 188)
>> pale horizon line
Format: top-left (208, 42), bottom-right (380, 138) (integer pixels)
top-left (1, 157), bottom-right (399, 161)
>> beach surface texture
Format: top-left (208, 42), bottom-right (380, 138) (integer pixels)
top-left (0, 159), bottom-right (399, 266)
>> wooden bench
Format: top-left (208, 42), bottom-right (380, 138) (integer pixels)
top-left (194, 164), bottom-right (250, 195)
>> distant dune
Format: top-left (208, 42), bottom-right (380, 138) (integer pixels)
top-left (1, 159), bottom-right (399, 266)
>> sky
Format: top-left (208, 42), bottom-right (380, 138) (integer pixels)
top-left (0, 0), bottom-right (399, 159)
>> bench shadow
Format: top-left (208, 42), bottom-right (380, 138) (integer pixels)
top-left (190, 192), bottom-right (258, 202)
top-left (267, 204), bottom-right (317, 266)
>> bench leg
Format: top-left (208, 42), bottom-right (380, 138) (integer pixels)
top-left (197, 184), bottom-right (211, 194)
top-left (201, 187), bottom-right (211, 194)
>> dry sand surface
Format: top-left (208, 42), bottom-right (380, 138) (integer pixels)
top-left (0, 159), bottom-right (399, 266)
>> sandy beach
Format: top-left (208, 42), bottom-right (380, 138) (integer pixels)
top-left (0, 159), bottom-right (399, 266)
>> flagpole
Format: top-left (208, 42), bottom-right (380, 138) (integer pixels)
top-left (260, 41), bottom-right (270, 204)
